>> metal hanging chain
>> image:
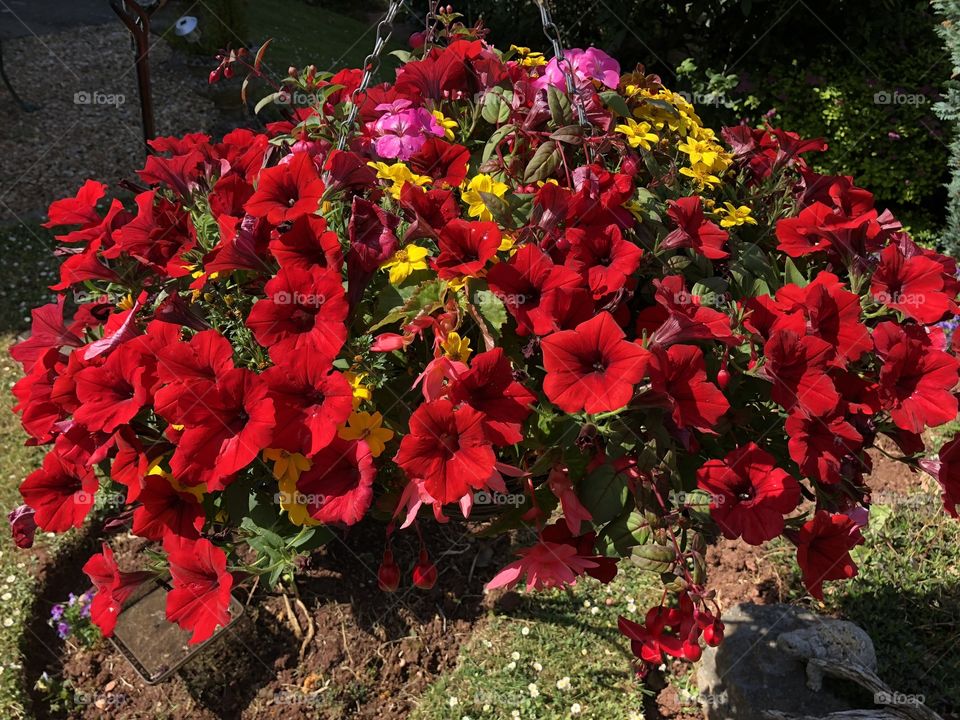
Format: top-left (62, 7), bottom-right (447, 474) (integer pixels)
top-left (533, 0), bottom-right (590, 128)
top-left (336, 0), bottom-right (406, 150)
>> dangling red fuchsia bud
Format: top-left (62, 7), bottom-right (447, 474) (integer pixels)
top-left (412, 548), bottom-right (437, 590)
top-left (377, 549), bottom-right (401, 592)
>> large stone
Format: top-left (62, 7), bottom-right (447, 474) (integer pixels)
top-left (697, 603), bottom-right (875, 720)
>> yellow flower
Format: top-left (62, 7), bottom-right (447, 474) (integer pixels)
top-left (441, 331), bottom-right (472, 363)
top-left (717, 202), bottom-right (758, 228)
top-left (382, 244), bottom-right (430, 285)
top-left (432, 110), bottom-right (458, 141)
top-left (498, 233), bottom-right (517, 253)
top-left (614, 118), bottom-right (659, 151)
top-left (338, 411), bottom-right (395, 457)
top-left (263, 449), bottom-right (318, 526)
top-left (677, 138), bottom-right (720, 167)
top-left (368, 161), bottom-right (432, 200)
top-left (263, 448), bottom-right (312, 484)
top-left (146, 458), bottom-right (204, 502)
top-left (462, 174), bottom-right (509, 222)
top-left (679, 164), bottom-right (721, 190)
top-left (510, 45), bottom-right (546, 68)
top-left (277, 474), bottom-right (320, 527)
top-left (344, 371), bottom-right (373, 409)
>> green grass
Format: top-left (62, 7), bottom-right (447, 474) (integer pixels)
top-left (768, 481), bottom-right (960, 711)
top-left (244, 0), bottom-right (401, 77)
top-left (411, 564), bottom-right (661, 720)
top-left (0, 222), bottom-right (73, 718)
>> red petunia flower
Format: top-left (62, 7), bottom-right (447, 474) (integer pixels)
top-left (785, 409), bottom-right (864, 485)
top-left (794, 511), bottom-right (863, 600)
top-left (165, 537), bottom-right (234, 644)
top-left (774, 273), bottom-right (872, 367)
top-left (873, 321), bottom-right (959, 433)
top-left (541, 312), bottom-right (650, 414)
top-left (297, 437), bottom-right (376, 525)
top-left (346, 197), bottom-right (400, 304)
top-left (73, 343), bottom-right (155, 433)
top-left (447, 348), bottom-right (536, 445)
top-left (268, 214), bottom-right (343, 272)
top-left (637, 276), bottom-right (737, 348)
top-left (931, 437), bottom-right (960, 517)
top-left (245, 153), bottom-right (325, 225)
top-left (565, 223), bottom-right (643, 298)
top-left (20, 451), bottom-right (98, 532)
top-left (661, 196), bottom-right (729, 259)
top-left (167, 368), bottom-right (275, 491)
top-left (696, 443), bottom-right (801, 545)
top-left (10, 297), bottom-right (83, 371)
top-left (408, 138), bottom-right (470, 189)
top-left (763, 328), bottom-right (840, 416)
top-left (871, 243), bottom-right (954, 325)
top-left (399, 184), bottom-right (459, 241)
top-left (105, 191), bottom-right (196, 278)
top-left (263, 361), bottom-right (353, 455)
top-left (485, 244), bottom-right (582, 336)
top-left (394, 399), bottom-right (496, 505)
top-left (131, 472), bottom-right (205, 541)
top-left (83, 544), bottom-right (152, 637)
top-left (433, 219), bottom-right (500, 279)
top-left (648, 344), bottom-right (729, 432)
top-left (246, 265), bottom-right (349, 365)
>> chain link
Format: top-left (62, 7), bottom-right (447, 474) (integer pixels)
top-left (336, 0), bottom-right (406, 150)
top-left (533, 0), bottom-right (590, 127)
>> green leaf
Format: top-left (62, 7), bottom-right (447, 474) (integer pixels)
top-left (597, 510), bottom-right (651, 556)
top-left (578, 462), bottom-right (629, 525)
top-left (478, 191), bottom-right (513, 228)
top-left (784, 256), bottom-right (808, 287)
top-left (547, 86), bottom-right (571, 125)
top-left (481, 124), bottom-right (516, 164)
top-left (254, 38), bottom-right (273, 73)
top-left (254, 91), bottom-right (285, 115)
top-left (481, 89), bottom-right (511, 124)
top-left (472, 281), bottom-right (508, 332)
top-left (368, 279), bottom-right (445, 333)
top-left (523, 140), bottom-right (561, 184)
top-left (600, 90), bottom-right (631, 118)
top-left (389, 49), bottom-right (413, 63)
top-left (549, 124), bottom-right (584, 145)
top-left (631, 543), bottom-right (676, 574)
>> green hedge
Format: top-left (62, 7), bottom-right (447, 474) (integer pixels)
top-left (934, 0), bottom-right (960, 255)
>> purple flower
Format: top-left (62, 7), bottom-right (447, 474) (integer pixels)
top-left (7, 505), bottom-right (36, 549)
top-left (50, 604), bottom-right (64, 621)
top-left (532, 47), bottom-right (620, 91)
top-left (56, 621), bottom-right (71, 640)
top-left (372, 99), bottom-right (443, 161)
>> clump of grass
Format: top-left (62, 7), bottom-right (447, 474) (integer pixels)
top-left (412, 564), bottom-right (661, 720)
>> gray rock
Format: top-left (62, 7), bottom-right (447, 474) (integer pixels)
top-left (697, 603), bottom-right (876, 720)
top-left (778, 622), bottom-right (877, 692)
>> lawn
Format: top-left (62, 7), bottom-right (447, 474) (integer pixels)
top-left (0, 222), bottom-right (61, 719)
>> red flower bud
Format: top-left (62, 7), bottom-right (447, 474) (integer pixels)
top-left (412, 549), bottom-right (437, 590)
top-left (377, 550), bottom-right (401, 592)
top-left (409, 31), bottom-right (426, 49)
top-left (703, 619), bottom-right (724, 647)
top-left (717, 367), bottom-right (730, 390)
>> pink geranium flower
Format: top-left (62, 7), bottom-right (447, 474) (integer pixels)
top-left (373, 100), bottom-right (444, 160)
top-left (533, 47), bottom-right (620, 91)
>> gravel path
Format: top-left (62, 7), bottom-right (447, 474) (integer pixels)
top-left (0, 23), bottom-right (219, 223)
